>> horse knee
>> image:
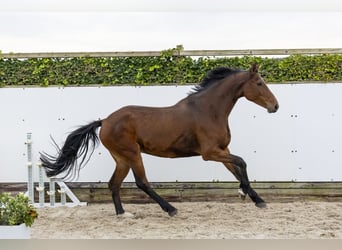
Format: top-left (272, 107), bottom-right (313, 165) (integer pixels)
top-left (231, 155), bottom-right (247, 169)
top-left (238, 159), bottom-right (247, 169)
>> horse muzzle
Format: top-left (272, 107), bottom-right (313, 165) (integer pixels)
top-left (267, 103), bottom-right (279, 113)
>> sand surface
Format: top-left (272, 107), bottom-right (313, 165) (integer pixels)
top-left (31, 201), bottom-right (342, 239)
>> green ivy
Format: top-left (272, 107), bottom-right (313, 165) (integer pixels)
top-left (0, 52), bottom-right (341, 87)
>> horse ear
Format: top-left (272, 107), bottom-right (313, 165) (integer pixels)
top-left (249, 64), bottom-right (259, 74)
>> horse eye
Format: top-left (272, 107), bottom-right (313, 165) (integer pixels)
top-left (257, 82), bottom-right (263, 86)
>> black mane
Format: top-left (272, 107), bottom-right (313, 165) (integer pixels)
top-left (189, 67), bottom-right (241, 96)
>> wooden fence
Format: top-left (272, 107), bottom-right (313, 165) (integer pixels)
top-left (1, 182), bottom-right (342, 204)
top-left (1, 48), bottom-right (342, 59)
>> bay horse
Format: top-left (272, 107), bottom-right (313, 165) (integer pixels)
top-left (40, 64), bottom-right (279, 217)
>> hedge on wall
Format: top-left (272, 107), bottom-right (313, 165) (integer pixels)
top-left (0, 52), bottom-right (341, 87)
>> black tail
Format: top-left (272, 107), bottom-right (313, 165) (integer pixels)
top-left (40, 120), bottom-right (102, 180)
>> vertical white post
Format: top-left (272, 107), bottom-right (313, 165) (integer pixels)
top-left (36, 161), bottom-right (45, 207)
top-left (48, 178), bottom-right (56, 206)
top-left (26, 133), bottom-right (34, 204)
top-left (58, 187), bottom-right (66, 205)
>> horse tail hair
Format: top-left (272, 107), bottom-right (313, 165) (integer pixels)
top-left (40, 120), bottom-right (102, 180)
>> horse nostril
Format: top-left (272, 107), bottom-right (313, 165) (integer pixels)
top-left (275, 104), bottom-right (279, 111)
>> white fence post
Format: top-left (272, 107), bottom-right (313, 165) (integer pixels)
top-left (25, 133), bottom-right (34, 204)
top-left (36, 161), bottom-right (45, 207)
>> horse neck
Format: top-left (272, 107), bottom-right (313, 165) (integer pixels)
top-left (190, 75), bottom-right (245, 118)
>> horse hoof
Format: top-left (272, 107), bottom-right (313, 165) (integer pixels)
top-left (168, 209), bottom-right (178, 217)
top-left (118, 212), bottom-right (135, 218)
top-left (255, 202), bottom-right (267, 208)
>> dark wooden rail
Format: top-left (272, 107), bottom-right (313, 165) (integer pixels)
top-left (2, 182), bottom-right (342, 203)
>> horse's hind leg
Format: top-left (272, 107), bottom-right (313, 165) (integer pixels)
top-left (224, 154), bottom-right (266, 208)
top-left (130, 154), bottom-right (177, 216)
top-left (133, 172), bottom-right (177, 216)
top-left (108, 156), bottom-right (130, 216)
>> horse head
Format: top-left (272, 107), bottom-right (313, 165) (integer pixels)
top-left (242, 64), bottom-right (279, 113)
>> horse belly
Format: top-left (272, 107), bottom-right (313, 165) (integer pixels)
top-left (138, 132), bottom-right (200, 158)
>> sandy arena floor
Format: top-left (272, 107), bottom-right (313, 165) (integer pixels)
top-left (30, 201), bottom-right (342, 239)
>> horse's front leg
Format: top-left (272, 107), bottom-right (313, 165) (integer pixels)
top-left (201, 147), bottom-right (266, 208)
top-left (224, 154), bottom-right (266, 208)
top-left (222, 162), bottom-right (247, 200)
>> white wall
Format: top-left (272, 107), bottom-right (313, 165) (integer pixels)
top-left (1, 84), bottom-right (341, 182)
